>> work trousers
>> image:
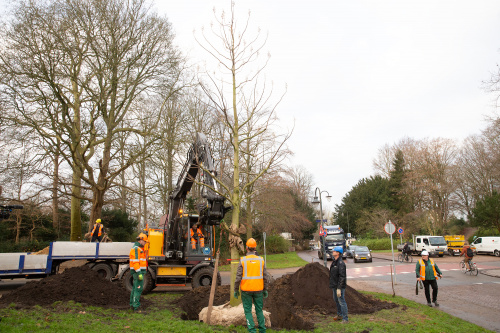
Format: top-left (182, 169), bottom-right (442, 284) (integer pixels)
top-left (129, 270), bottom-right (144, 310)
top-left (241, 291), bottom-right (266, 333)
top-left (91, 235), bottom-right (103, 242)
top-left (422, 279), bottom-right (438, 303)
top-left (333, 288), bottom-right (348, 321)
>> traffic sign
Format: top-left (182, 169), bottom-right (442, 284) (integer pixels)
top-left (384, 221), bottom-right (396, 235)
top-left (398, 227), bottom-right (404, 234)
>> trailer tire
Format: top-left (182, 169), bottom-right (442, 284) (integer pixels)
top-left (495, 250), bottom-right (500, 257)
top-left (91, 263), bottom-right (114, 281)
top-left (448, 249), bottom-right (454, 256)
top-left (191, 266), bottom-right (221, 289)
top-left (122, 269), bottom-right (154, 294)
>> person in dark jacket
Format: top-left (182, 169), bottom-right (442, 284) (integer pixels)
top-left (329, 246), bottom-right (348, 323)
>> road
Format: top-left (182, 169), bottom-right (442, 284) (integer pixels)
top-left (298, 250), bottom-right (500, 333)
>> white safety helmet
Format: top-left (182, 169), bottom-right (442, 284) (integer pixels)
top-left (421, 250), bottom-right (429, 256)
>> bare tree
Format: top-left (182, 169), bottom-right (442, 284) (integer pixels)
top-left (0, 0), bottom-right (185, 239)
top-left (195, 2), bottom-right (289, 305)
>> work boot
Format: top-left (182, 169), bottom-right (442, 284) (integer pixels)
top-left (333, 315), bottom-right (342, 321)
top-left (427, 302), bottom-right (432, 307)
top-left (341, 320), bottom-right (348, 324)
top-left (433, 301), bottom-right (439, 307)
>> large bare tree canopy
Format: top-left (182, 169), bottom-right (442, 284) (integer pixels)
top-left (0, 0), bottom-right (185, 240)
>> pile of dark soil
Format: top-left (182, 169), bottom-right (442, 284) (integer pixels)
top-left (175, 285), bottom-right (230, 320)
top-left (175, 263), bottom-right (397, 330)
top-left (266, 262), bottom-right (398, 330)
top-left (0, 266), bottom-right (136, 309)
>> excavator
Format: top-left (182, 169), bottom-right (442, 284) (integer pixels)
top-left (122, 133), bottom-right (231, 293)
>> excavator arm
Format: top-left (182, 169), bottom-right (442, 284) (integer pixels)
top-left (165, 133), bottom-right (230, 256)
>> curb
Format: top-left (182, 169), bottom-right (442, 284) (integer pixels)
top-left (479, 269), bottom-right (500, 278)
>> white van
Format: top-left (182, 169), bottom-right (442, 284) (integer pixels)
top-left (470, 237), bottom-right (500, 257)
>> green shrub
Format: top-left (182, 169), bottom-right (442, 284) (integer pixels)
top-left (0, 240), bottom-right (51, 253)
top-left (258, 234), bottom-right (290, 254)
top-left (352, 237), bottom-right (396, 250)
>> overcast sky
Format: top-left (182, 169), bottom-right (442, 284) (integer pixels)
top-left (2, 0), bottom-right (499, 215)
top-left (157, 1), bottom-right (500, 214)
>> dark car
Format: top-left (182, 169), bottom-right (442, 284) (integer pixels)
top-left (345, 245), bottom-right (359, 259)
top-left (352, 246), bottom-right (372, 263)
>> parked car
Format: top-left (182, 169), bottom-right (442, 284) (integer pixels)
top-left (345, 245), bottom-right (360, 258)
top-left (352, 246), bottom-right (372, 263)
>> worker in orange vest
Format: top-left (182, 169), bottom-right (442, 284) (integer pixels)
top-left (129, 233), bottom-right (148, 311)
top-left (190, 223), bottom-right (205, 251)
top-left (234, 238), bottom-right (268, 333)
top-left (91, 219), bottom-right (104, 242)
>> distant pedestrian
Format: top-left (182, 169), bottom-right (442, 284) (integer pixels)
top-left (91, 219), bottom-right (104, 242)
top-left (329, 246), bottom-right (348, 324)
top-left (129, 233), bottom-right (148, 312)
top-left (415, 250), bottom-right (443, 307)
top-left (234, 238), bottom-right (268, 333)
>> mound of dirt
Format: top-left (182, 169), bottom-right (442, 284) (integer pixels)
top-left (266, 262), bottom-right (398, 330)
top-left (0, 266), bottom-right (135, 309)
top-left (175, 285), bottom-right (231, 320)
top-left (175, 263), bottom-right (397, 330)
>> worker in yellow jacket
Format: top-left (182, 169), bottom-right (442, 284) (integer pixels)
top-left (234, 238), bottom-right (268, 333)
top-left (129, 233), bottom-right (148, 311)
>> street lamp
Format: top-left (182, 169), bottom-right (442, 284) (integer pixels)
top-left (311, 187), bottom-right (332, 267)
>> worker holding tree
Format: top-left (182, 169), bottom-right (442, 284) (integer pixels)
top-left (234, 238), bottom-right (268, 333)
top-left (91, 219), bottom-right (104, 242)
top-left (129, 233), bottom-right (148, 312)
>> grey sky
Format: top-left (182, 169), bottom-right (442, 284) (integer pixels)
top-left (158, 1), bottom-right (500, 214)
top-left (2, 0), bottom-right (499, 215)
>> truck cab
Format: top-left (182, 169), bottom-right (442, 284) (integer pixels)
top-left (414, 235), bottom-right (447, 257)
top-left (318, 225), bottom-right (346, 260)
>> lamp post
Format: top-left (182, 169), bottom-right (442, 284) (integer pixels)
top-left (311, 187), bottom-right (332, 268)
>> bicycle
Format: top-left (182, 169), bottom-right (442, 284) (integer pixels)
top-left (460, 259), bottom-right (479, 276)
top-left (398, 252), bottom-right (413, 263)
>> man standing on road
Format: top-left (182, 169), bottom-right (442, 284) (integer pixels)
top-left (329, 246), bottom-right (348, 324)
top-left (234, 238), bottom-right (268, 333)
top-left (129, 233), bottom-right (148, 312)
top-left (459, 243), bottom-right (474, 271)
top-left (415, 250), bottom-right (443, 307)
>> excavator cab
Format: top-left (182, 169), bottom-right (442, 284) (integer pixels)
top-left (183, 215), bottom-right (214, 259)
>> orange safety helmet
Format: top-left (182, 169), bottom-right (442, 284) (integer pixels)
top-left (137, 233), bottom-right (148, 242)
top-left (246, 238), bottom-right (257, 248)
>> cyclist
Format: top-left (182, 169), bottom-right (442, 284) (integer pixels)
top-left (460, 243), bottom-right (474, 271)
top-left (402, 242), bottom-right (411, 261)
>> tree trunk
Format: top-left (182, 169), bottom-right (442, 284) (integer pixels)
top-left (52, 150), bottom-right (59, 233)
top-left (70, 167), bottom-right (82, 241)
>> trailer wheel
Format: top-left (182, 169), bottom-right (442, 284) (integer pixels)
top-left (495, 250), bottom-right (500, 257)
top-left (191, 267), bottom-right (221, 289)
top-left (91, 263), bottom-right (114, 281)
top-left (448, 249), bottom-right (454, 256)
top-left (122, 269), bottom-right (154, 294)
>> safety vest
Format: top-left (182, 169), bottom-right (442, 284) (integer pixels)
top-left (129, 243), bottom-right (147, 272)
top-left (418, 259), bottom-right (438, 280)
top-left (92, 223), bottom-right (103, 237)
top-left (240, 254), bottom-right (264, 292)
top-left (190, 228), bottom-right (205, 248)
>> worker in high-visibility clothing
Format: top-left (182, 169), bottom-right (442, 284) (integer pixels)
top-left (190, 223), bottom-right (205, 251)
top-left (129, 233), bottom-right (148, 311)
top-left (91, 219), bottom-right (104, 242)
top-left (234, 238), bottom-right (268, 333)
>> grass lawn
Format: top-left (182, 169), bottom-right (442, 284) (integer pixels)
top-left (0, 291), bottom-right (492, 332)
top-left (218, 251), bottom-right (309, 271)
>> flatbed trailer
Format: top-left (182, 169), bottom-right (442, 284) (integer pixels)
top-left (0, 241), bottom-right (132, 280)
